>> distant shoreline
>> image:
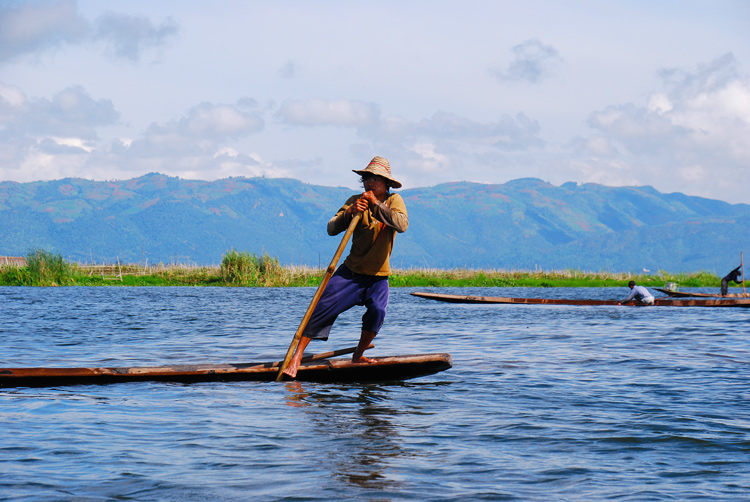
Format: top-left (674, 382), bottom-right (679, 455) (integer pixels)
top-left (0, 260), bottom-right (732, 289)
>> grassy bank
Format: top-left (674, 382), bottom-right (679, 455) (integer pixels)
top-left (0, 250), bottom-right (728, 288)
top-left (387, 268), bottom-right (720, 288)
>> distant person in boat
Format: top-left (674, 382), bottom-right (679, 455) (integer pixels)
top-left (721, 265), bottom-right (743, 296)
top-left (618, 281), bottom-right (655, 306)
top-left (283, 156), bottom-right (408, 378)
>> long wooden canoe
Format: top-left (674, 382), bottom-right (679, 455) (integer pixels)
top-left (411, 291), bottom-right (750, 307)
top-left (413, 291), bottom-right (622, 306)
top-left (0, 352), bottom-right (452, 388)
top-left (654, 287), bottom-right (750, 298)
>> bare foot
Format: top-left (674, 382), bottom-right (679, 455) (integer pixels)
top-left (351, 355), bottom-right (376, 364)
top-left (281, 337), bottom-right (311, 380)
top-left (282, 360), bottom-right (300, 378)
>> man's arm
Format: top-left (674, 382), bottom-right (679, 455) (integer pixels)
top-left (371, 201), bottom-right (408, 233)
top-left (327, 196), bottom-right (361, 236)
top-left (327, 208), bottom-right (351, 236)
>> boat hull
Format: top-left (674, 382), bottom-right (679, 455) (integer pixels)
top-left (411, 291), bottom-right (750, 307)
top-left (412, 292), bottom-right (621, 306)
top-left (654, 288), bottom-right (750, 298)
top-left (0, 353), bottom-right (453, 388)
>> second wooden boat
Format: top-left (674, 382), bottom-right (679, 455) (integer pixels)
top-left (0, 351), bottom-right (452, 388)
top-left (412, 291), bottom-right (621, 306)
top-left (654, 288), bottom-right (750, 298)
top-left (411, 291), bottom-right (750, 307)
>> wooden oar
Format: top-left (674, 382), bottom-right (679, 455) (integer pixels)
top-left (276, 212), bottom-right (362, 381)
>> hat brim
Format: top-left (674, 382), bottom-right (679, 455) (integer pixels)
top-left (352, 170), bottom-right (402, 189)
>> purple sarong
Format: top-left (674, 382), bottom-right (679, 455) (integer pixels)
top-left (302, 265), bottom-right (389, 340)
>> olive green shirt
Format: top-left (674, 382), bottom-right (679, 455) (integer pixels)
top-left (327, 193), bottom-right (408, 276)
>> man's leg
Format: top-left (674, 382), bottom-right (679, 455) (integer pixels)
top-left (352, 330), bottom-right (377, 364)
top-left (355, 277), bottom-right (388, 364)
top-left (284, 267), bottom-right (361, 378)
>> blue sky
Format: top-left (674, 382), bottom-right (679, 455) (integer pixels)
top-left (1, 0), bottom-right (749, 202)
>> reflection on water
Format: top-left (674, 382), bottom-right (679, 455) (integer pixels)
top-left (338, 386), bottom-right (406, 491)
top-left (289, 383), bottom-right (408, 492)
top-left (284, 381), bottom-right (310, 408)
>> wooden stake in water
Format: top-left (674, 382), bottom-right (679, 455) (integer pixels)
top-left (742, 252), bottom-right (746, 295)
top-left (276, 213), bottom-right (362, 381)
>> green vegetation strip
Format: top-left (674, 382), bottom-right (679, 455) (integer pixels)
top-left (0, 249), bottom-right (730, 289)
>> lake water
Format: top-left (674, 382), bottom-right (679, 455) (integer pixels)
top-left (1, 286), bottom-right (749, 501)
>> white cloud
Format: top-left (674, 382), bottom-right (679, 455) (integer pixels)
top-left (359, 111), bottom-right (543, 156)
top-left (0, 0), bottom-right (88, 62)
top-left (123, 101), bottom-right (264, 158)
top-left (214, 147), bottom-right (239, 158)
top-left (408, 143), bottom-right (451, 174)
top-left (492, 38), bottom-right (562, 84)
top-left (587, 103), bottom-right (678, 154)
top-left (584, 136), bottom-right (616, 157)
top-left (0, 1), bottom-right (178, 64)
top-left (590, 54), bottom-right (750, 157)
top-left (678, 165), bottom-right (706, 183)
top-left (48, 137), bottom-right (94, 152)
top-left (208, 151), bottom-right (291, 179)
top-left (0, 83), bottom-right (26, 108)
top-left (92, 12), bottom-right (179, 62)
top-left (0, 88), bottom-right (270, 182)
top-left (180, 103), bottom-right (264, 138)
top-left (82, 100), bottom-right (273, 180)
top-left (0, 2), bottom-right (748, 203)
top-left (570, 54), bottom-right (750, 201)
top-left (0, 84), bottom-right (117, 140)
top-left (647, 94), bottom-right (673, 114)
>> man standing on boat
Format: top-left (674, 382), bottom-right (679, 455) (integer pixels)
top-left (720, 265), bottom-right (743, 296)
top-left (283, 156), bottom-right (408, 378)
top-left (619, 281), bottom-right (655, 306)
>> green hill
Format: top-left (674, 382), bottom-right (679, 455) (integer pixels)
top-left (1, 173), bottom-right (748, 273)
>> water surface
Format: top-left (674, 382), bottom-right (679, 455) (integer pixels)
top-left (1, 286), bottom-right (748, 501)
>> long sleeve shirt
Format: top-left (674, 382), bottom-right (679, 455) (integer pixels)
top-left (327, 193), bottom-right (408, 276)
top-left (624, 285), bottom-right (653, 303)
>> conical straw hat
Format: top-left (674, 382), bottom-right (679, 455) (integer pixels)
top-left (352, 156), bottom-right (402, 188)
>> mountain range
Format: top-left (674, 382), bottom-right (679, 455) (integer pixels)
top-left (1, 173), bottom-right (749, 273)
